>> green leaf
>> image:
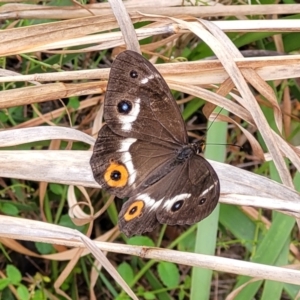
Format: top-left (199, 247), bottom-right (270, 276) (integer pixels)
top-left (58, 214), bottom-right (75, 227)
top-left (58, 214), bottom-right (85, 231)
top-left (49, 183), bottom-right (64, 195)
top-left (179, 288), bottom-right (185, 300)
top-left (137, 260), bottom-right (171, 300)
top-left (157, 262), bottom-right (179, 288)
top-left (0, 278), bottom-right (10, 290)
top-left (184, 275), bottom-right (191, 289)
top-left (177, 234), bottom-right (196, 252)
top-left (1, 286), bottom-right (15, 300)
top-left (32, 290), bottom-right (46, 300)
top-left (0, 111), bottom-right (8, 122)
top-left (6, 265), bottom-right (22, 285)
top-left (17, 284), bottom-right (29, 300)
top-left (118, 262), bottom-right (134, 285)
top-left (35, 242), bottom-right (54, 255)
top-left (144, 291), bottom-right (156, 300)
top-left (67, 97), bottom-right (80, 109)
top-left (128, 236), bottom-right (155, 247)
top-left (115, 295), bottom-right (131, 300)
top-left (1, 203), bottom-right (19, 216)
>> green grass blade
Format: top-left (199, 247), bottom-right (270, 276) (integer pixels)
top-left (233, 161), bottom-right (296, 299)
top-left (190, 111), bottom-right (227, 300)
top-left (260, 239), bottom-right (289, 300)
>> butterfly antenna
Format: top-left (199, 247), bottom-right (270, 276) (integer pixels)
top-left (205, 143), bottom-right (243, 151)
top-left (204, 107), bottom-right (242, 151)
top-left (206, 107), bottom-right (224, 133)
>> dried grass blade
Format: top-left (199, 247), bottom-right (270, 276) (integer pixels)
top-left (1, 150), bottom-right (299, 216)
top-left (0, 216), bottom-right (300, 286)
top-left (197, 19), bottom-right (292, 186)
top-left (0, 127), bottom-right (94, 147)
top-left (169, 82), bottom-right (254, 125)
top-left (0, 215), bottom-right (138, 299)
top-left (0, 82), bottom-right (103, 109)
top-left (108, 0), bottom-right (140, 52)
top-left (2, 3), bottom-right (300, 20)
top-left (241, 68), bottom-right (282, 133)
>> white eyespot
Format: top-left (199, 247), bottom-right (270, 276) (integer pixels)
top-left (199, 184), bottom-right (214, 197)
top-left (163, 193), bottom-right (191, 211)
top-left (118, 138), bottom-right (137, 186)
top-left (120, 98), bottom-right (140, 131)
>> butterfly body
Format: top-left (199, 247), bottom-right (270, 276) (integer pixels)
top-left (90, 50), bottom-right (220, 237)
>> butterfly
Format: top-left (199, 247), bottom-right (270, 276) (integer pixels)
top-left (90, 50), bottom-right (220, 237)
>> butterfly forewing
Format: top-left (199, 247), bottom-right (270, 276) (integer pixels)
top-left (91, 124), bottom-right (180, 198)
top-left (104, 50), bottom-right (188, 146)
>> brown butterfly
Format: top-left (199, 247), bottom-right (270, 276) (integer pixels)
top-left (90, 50), bottom-right (220, 237)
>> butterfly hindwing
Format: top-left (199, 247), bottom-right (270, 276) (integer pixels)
top-left (118, 155), bottom-right (220, 237)
top-left (156, 155), bottom-right (220, 225)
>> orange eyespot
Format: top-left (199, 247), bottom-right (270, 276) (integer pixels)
top-left (124, 200), bottom-right (144, 221)
top-left (104, 161), bottom-right (128, 188)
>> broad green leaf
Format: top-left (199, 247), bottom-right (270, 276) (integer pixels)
top-left (157, 262), bottom-right (179, 288)
top-left (0, 278), bottom-right (10, 290)
top-left (35, 242), bottom-right (54, 255)
top-left (1, 203), bottom-right (19, 216)
top-left (144, 291), bottom-right (156, 300)
top-left (49, 183), bottom-right (64, 195)
top-left (128, 236), bottom-right (155, 247)
top-left (6, 265), bottom-right (22, 285)
top-left (17, 284), bottom-right (29, 300)
top-left (118, 262), bottom-right (134, 285)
